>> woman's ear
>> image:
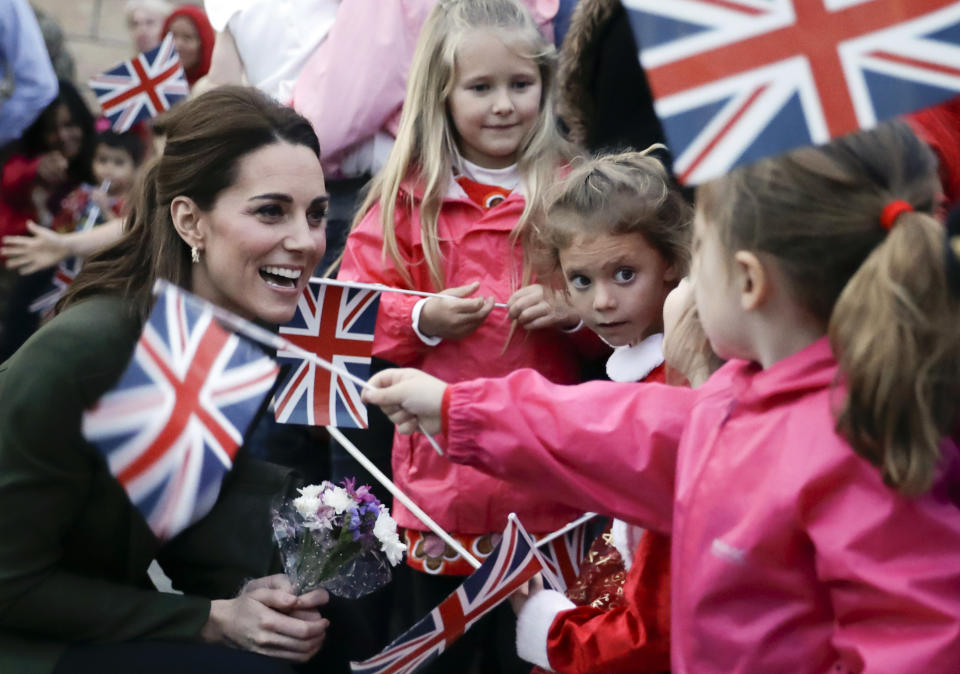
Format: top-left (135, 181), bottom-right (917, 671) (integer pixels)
top-left (734, 250), bottom-right (769, 312)
top-left (170, 196), bottom-right (204, 250)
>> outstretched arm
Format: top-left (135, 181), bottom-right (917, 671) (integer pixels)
top-left (365, 367), bottom-right (693, 529)
top-left (1, 219), bottom-right (123, 273)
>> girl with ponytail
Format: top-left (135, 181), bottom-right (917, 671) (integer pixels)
top-left (363, 120), bottom-right (960, 672)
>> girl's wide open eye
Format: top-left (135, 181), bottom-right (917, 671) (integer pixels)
top-left (569, 274), bottom-right (591, 290)
top-left (614, 267), bottom-right (636, 283)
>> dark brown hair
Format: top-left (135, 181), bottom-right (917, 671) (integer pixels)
top-left (697, 121), bottom-right (960, 494)
top-left (59, 86), bottom-right (320, 319)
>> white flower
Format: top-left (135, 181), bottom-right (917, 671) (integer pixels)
top-left (297, 484), bottom-right (323, 501)
top-left (373, 509), bottom-right (406, 566)
top-left (292, 493), bottom-right (322, 520)
top-left (383, 536), bottom-right (406, 566)
top-left (322, 486), bottom-right (354, 514)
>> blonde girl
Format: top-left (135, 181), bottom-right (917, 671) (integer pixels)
top-left (364, 120), bottom-right (960, 672)
top-left (337, 1), bottom-right (588, 670)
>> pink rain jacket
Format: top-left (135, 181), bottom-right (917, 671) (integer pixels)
top-left (443, 337), bottom-right (960, 672)
top-left (338, 184), bottom-right (585, 534)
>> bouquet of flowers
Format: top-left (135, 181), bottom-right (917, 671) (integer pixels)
top-left (272, 478), bottom-right (406, 598)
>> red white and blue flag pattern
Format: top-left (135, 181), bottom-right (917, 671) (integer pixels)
top-left (28, 257), bottom-right (82, 316)
top-left (351, 515), bottom-right (544, 674)
top-left (537, 520), bottom-right (592, 593)
top-left (82, 284), bottom-right (279, 541)
top-left (29, 189), bottom-right (108, 315)
top-left (89, 33), bottom-right (189, 133)
top-left (274, 283), bottom-right (380, 429)
top-left (624, 0), bottom-right (960, 183)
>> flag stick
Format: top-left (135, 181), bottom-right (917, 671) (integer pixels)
top-left (535, 512), bottom-right (598, 549)
top-left (327, 426), bottom-right (482, 570)
top-left (311, 277), bottom-right (509, 309)
top-left (79, 179), bottom-right (111, 232)
top-left (159, 282), bottom-right (446, 457)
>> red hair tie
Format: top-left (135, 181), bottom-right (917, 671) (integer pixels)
top-left (880, 200), bottom-right (913, 231)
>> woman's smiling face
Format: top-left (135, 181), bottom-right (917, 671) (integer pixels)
top-left (187, 141), bottom-right (328, 324)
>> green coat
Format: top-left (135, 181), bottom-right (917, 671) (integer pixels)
top-left (0, 295), bottom-right (295, 674)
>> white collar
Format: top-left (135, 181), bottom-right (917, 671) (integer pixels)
top-left (605, 333), bottom-right (664, 383)
top-left (447, 153), bottom-right (523, 200)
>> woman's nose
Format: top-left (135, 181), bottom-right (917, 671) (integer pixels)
top-left (284, 216), bottom-right (322, 254)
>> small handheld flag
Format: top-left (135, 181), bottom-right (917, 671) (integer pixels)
top-left (82, 284), bottom-right (279, 541)
top-left (626, 0), bottom-right (960, 183)
top-left (89, 33), bottom-right (189, 133)
top-left (351, 514), bottom-right (544, 674)
top-left (536, 517), bottom-right (593, 593)
top-left (30, 181), bottom-right (112, 315)
top-left (274, 284), bottom-right (380, 429)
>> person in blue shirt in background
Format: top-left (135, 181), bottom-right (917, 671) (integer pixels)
top-left (0, 0), bottom-right (58, 148)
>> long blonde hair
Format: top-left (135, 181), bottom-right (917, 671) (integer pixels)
top-left (354, 0), bottom-right (572, 291)
top-left (697, 121), bottom-right (960, 494)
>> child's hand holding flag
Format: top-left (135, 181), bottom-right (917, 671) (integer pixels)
top-left (362, 368), bottom-right (448, 436)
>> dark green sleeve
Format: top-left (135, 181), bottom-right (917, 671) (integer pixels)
top-left (0, 297), bottom-right (210, 644)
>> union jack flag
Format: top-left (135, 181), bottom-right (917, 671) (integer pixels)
top-left (537, 519), bottom-right (593, 593)
top-left (28, 257), bottom-right (82, 316)
top-left (89, 33), bottom-right (189, 133)
top-left (274, 283), bottom-right (380, 428)
top-left (29, 188), bottom-right (108, 315)
top-left (352, 515), bottom-right (544, 674)
top-left (625, 0), bottom-right (960, 183)
top-left (82, 284), bottom-right (279, 541)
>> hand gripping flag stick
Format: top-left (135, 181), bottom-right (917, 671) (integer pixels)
top-left (311, 277), bottom-right (509, 309)
top-left (151, 281), bottom-right (474, 564)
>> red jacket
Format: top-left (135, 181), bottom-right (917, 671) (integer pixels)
top-left (338, 183), bottom-right (586, 533)
top-left (524, 353), bottom-right (672, 673)
top-left (0, 155), bottom-right (42, 239)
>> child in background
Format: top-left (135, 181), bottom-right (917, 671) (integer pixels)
top-left (337, 1), bottom-right (588, 670)
top-left (517, 150), bottom-right (688, 674)
top-left (161, 5), bottom-right (214, 89)
top-left (51, 130), bottom-right (144, 233)
top-left (0, 81), bottom-right (95, 360)
top-left (364, 121), bottom-right (960, 672)
top-left (0, 130), bottom-right (143, 276)
top-left (0, 81), bottom-right (95, 240)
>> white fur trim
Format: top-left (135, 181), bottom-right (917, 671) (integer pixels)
top-left (610, 519), bottom-right (646, 570)
top-left (605, 333), bottom-right (664, 382)
top-left (411, 298), bottom-right (442, 346)
top-left (516, 590), bottom-right (576, 670)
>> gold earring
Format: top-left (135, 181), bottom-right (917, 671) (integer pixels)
top-left (191, 246), bottom-right (200, 264)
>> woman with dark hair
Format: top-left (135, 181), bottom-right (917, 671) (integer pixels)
top-left (0, 86), bottom-right (347, 674)
top-left (0, 80), bottom-right (95, 240)
top-left (0, 80), bottom-right (96, 359)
